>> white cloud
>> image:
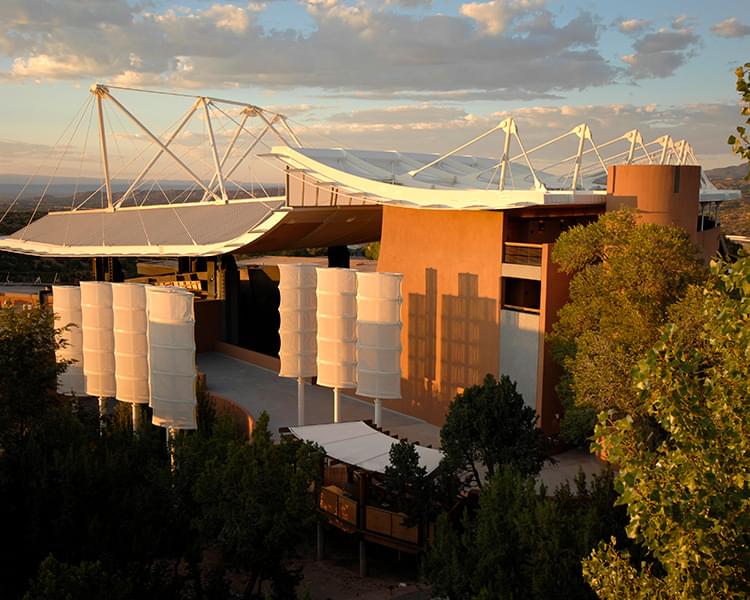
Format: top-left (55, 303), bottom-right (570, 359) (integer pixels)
top-left (0, 0), bottom-right (616, 100)
top-left (618, 18), bottom-right (650, 34)
top-left (203, 4), bottom-right (250, 34)
top-left (711, 17), bottom-right (750, 39)
top-left (460, 0), bottom-right (544, 36)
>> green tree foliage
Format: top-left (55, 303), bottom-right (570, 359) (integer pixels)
top-left (440, 374), bottom-right (547, 489)
top-left (424, 467), bottom-right (624, 600)
top-left (383, 439), bottom-right (434, 527)
top-left (0, 303), bottom-right (323, 599)
top-left (363, 241), bottom-right (380, 260)
top-left (24, 555), bottom-right (133, 600)
top-left (0, 304), bottom-right (65, 448)
top-left (191, 412), bottom-right (323, 598)
top-left (728, 62), bottom-right (750, 177)
top-left (583, 257), bottom-right (750, 598)
top-left (549, 210), bottom-right (705, 444)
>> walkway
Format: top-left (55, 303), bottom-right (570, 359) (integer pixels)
top-left (197, 351), bottom-right (442, 448)
top-left (196, 351), bottom-right (604, 489)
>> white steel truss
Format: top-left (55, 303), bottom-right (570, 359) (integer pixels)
top-left (88, 84), bottom-right (300, 211)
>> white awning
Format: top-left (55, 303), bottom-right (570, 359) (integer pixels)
top-left (287, 420), bottom-right (443, 475)
top-left (0, 198), bottom-right (288, 258)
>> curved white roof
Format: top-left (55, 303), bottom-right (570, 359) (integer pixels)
top-left (288, 420), bottom-right (443, 475)
top-left (0, 198), bottom-right (288, 257)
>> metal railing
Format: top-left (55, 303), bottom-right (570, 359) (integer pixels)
top-left (503, 242), bottom-right (543, 266)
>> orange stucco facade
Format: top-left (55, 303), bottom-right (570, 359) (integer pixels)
top-left (377, 206), bottom-right (504, 425)
top-left (375, 165), bottom-right (721, 434)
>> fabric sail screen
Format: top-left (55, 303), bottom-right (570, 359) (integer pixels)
top-left (112, 283), bottom-right (150, 404)
top-left (146, 286), bottom-right (197, 429)
top-left (356, 272), bottom-right (403, 400)
top-left (80, 281), bottom-right (116, 397)
top-left (278, 264), bottom-right (318, 378)
top-left (316, 268), bottom-right (357, 389)
top-left (53, 285), bottom-right (86, 395)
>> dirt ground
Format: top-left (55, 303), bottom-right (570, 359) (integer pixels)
top-left (294, 528), bottom-right (432, 600)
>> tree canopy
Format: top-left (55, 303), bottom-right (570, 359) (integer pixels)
top-left (549, 210), bottom-right (705, 443)
top-left (583, 257), bottom-right (750, 598)
top-left (440, 374), bottom-right (547, 490)
top-left (424, 466), bottom-right (624, 600)
top-left (728, 62), bottom-right (750, 177)
top-left (0, 304), bottom-right (64, 449)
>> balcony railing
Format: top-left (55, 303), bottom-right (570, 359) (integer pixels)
top-left (503, 242), bottom-right (542, 266)
top-left (319, 485), bottom-right (422, 547)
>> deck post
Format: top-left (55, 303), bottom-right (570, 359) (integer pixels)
top-left (316, 521), bottom-right (324, 561)
top-left (297, 377), bottom-right (305, 426)
top-left (373, 398), bottom-right (382, 427)
top-left (359, 539), bottom-right (367, 578)
top-left (333, 388), bottom-right (341, 423)
top-left (132, 403), bottom-right (142, 435)
top-left (98, 396), bottom-right (107, 434)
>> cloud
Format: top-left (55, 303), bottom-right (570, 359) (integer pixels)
top-left (0, 0), bottom-right (617, 99)
top-left (618, 18), bottom-right (650, 34)
top-left (622, 20), bottom-right (701, 79)
top-left (460, 0), bottom-right (544, 36)
top-left (711, 17), bottom-right (750, 38)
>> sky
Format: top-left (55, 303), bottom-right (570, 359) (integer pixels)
top-left (0, 0), bottom-right (748, 184)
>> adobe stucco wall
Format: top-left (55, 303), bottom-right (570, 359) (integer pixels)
top-left (377, 205), bottom-right (504, 426)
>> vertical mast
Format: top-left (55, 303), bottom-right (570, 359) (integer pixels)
top-left (92, 84), bottom-right (113, 210)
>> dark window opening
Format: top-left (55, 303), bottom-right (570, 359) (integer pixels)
top-left (502, 277), bottom-right (541, 313)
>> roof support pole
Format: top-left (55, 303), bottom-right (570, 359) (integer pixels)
top-left (498, 119), bottom-right (513, 191)
top-left (116, 98), bottom-right (201, 208)
top-left (659, 135), bottom-right (671, 165)
top-left (202, 98), bottom-right (228, 202)
top-left (92, 85), bottom-right (113, 210)
top-left (201, 110), bottom-right (250, 201)
top-left (626, 130), bottom-right (639, 163)
top-left (571, 124), bottom-right (587, 190)
top-left (256, 110), bottom-right (294, 146)
top-left (279, 116), bottom-right (302, 147)
top-left (103, 89), bottom-right (223, 202)
top-left (209, 122), bottom-right (274, 193)
top-left (407, 122), bottom-right (505, 177)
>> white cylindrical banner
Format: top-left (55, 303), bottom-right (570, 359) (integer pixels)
top-left (356, 272), bottom-right (403, 400)
top-left (316, 268), bottom-right (357, 389)
top-left (80, 281), bottom-right (116, 397)
top-left (112, 283), bottom-right (149, 404)
top-left (278, 264), bottom-right (317, 378)
top-left (147, 286), bottom-right (196, 430)
top-left (53, 285), bottom-right (86, 395)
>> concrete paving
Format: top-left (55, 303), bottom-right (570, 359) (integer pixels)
top-left (197, 351), bottom-right (604, 489)
top-left (197, 351), bottom-right (442, 448)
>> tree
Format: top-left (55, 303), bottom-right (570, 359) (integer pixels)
top-left (24, 555), bottom-right (133, 600)
top-left (0, 304), bottom-right (66, 448)
top-left (549, 210), bottom-right (705, 444)
top-left (383, 439), bottom-right (443, 527)
top-left (440, 374), bottom-right (547, 490)
top-left (728, 62), bottom-right (750, 177)
top-left (423, 466), bottom-right (624, 600)
top-left (191, 412), bottom-right (322, 599)
top-left (583, 257), bottom-right (750, 599)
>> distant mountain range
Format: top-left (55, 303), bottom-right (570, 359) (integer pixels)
top-left (705, 164), bottom-right (749, 180)
top-left (0, 165), bottom-right (746, 201)
top-left (0, 174), bottom-right (284, 203)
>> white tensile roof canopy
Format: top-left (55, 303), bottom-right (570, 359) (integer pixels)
top-left (287, 421), bottom-right (444, 475)
top-left (0, 85), bottom-right (739, 259)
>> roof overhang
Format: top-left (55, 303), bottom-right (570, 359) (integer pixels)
top-left (270, 146), bottom-right (607, 210)
top-left (287, 420), bottom-right (443, 475)
top-left (0, 198), bottom-right (289, 258)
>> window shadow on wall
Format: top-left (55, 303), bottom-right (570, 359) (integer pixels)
top-left (440, 272), bottom-right (497, 403)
